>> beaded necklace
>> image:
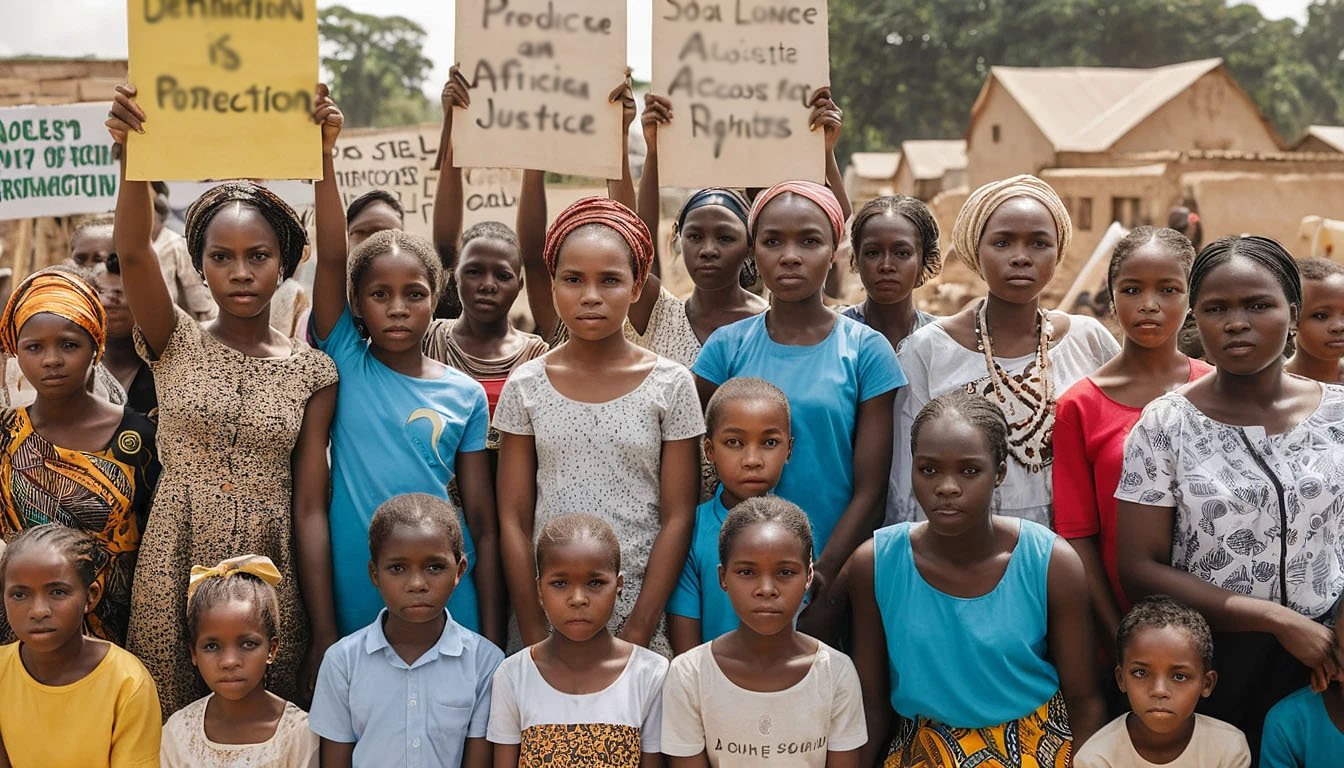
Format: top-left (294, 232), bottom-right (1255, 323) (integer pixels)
top-left (972, 299), bottom-right (1056, 472)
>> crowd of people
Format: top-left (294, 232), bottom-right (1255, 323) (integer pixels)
top-left (0, 69), bottom-right (1338, 768)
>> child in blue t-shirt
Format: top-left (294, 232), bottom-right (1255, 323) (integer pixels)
top-left (667, 378), bottom-right (793, 653)
top-left (1260, 611), bottom-right (1344, 767)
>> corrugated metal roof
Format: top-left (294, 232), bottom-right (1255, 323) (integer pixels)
top-left (900, 140), bottom-right (967, 180)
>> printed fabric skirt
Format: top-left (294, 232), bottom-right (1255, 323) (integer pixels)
top-left (884, 692), bottom-right (1072, 768)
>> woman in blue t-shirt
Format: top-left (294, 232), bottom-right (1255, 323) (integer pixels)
top-left (692, 180), bottom-right (904, 643)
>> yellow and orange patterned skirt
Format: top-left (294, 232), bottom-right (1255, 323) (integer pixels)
top-left (884, 692), bottom-right (1072, 768)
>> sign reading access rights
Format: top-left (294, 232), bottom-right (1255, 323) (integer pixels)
top-left (126, 0), bottom-right (321, 181)
top-left (653, 0), bottom-right (829, 188)
top-left (0, 103), bottom-right (120, 221)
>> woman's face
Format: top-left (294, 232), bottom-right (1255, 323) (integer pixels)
top-left (680, 205), bottom-right (752, 292)
top-left (200, 203), bottom-right (284, 319)
top-left (456, 239), bottom-right (522, 325)
top-left (551, 228), bottom-right (642, 342)
top-left (752, 194), bottom-right (834, 303)
top-left (347, 201), bottom-right (403, 250)
top-left (1110, 240), bottom-right (1190, 351)
top-left (855, 212), bottom-right (923, 305)
top-left (1193, 255), bottom-right (1295, 375)
top-left (93, 270), bottom-right (134, 340)
top-left (976, 197), bottom-right (1058, 304)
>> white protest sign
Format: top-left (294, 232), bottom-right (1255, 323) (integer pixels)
top-left (653, 0), bottom-right (829, 187)
top-left (0, 103), bottom-right (120, 221)
top-left (453, 0), bottom-right (627, 179)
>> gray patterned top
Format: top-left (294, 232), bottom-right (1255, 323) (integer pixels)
top-left (1116, 384), bottom-right (1344, 619)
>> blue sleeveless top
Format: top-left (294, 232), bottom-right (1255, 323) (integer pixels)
top-left (873, 520), bottom-right (1060, 728)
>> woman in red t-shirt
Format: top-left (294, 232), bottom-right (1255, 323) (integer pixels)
top-left (1053, 226), bottom-right (1212, 661)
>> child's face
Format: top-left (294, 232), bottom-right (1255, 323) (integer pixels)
top-left (912, 414), bottom-right (1005, 534)
top-left (201, 204), bottom-right (285, 318)
top-left (976, 197), bottom-right (1057, 304)
top-left (1117, 625), bottom-right (1216, 736)
top-left (14, 314), bottom-right (97, 401)
top-left (679, 205), bottom-right (751, 292)
top-left (705, 398), bottom-right (791, 507)
top-left (369, 523), bottom-right (466, 625)
top-left (752, 194), bottom-right (834, 303)
top-left (69, 226), bottom-right (113, 269)
top-left (855, 212), bottom-right (923, 306)
top-left (456, 240), bottom-right (523, 326)
top-left (1111, 241), bottom-right (1190, 350)
top-left (189, 598), bottom-right (277, 701)
top-left (536, 538), bottom-right (622, 643)
top-left (552, 230), bottom-right (642, 342)
top-left (353, 249), bottom-right (436, 354)
top-left (2, 546), bottom-right (98, 654)
top-left (1295, 275), bottom-right (1344, 363)
top-left (718, 522), bottom-right (812, 637)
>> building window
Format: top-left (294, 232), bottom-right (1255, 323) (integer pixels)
top-left (1112, 197), bottom-right (1142, 228)
top-left (992, 124), bottom-right (1001, 143)
top-left (1077, 197), bottom-right (1093, 231)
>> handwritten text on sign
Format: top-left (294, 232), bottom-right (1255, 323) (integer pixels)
top-left (0, 103), bottom-right (120, 221)
top-left (126, 0), bottom-right (321, 181)
top-left (453, 0), bottom-right (627, 179)
top-left (653, 0), bottom-right (829, 188)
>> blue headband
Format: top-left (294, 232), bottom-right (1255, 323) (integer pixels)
top-left (675, 188), bottom-right (751, 233)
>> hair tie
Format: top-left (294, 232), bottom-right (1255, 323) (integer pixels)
top-left (1187, 212), bottom-right (1200, 225)
top-left (187, 554), bottom-right (282, 604)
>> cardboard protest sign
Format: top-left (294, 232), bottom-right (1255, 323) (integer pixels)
top-left (332, 125), bottom-right (522, 239)
top-left (0, 103), bottom-right (120, 221)
top-left (653, 0), bottom-right (829, 188)
top-left (125, 0), bottom-right (321, 181)
top-left (453, 0), bottom-right (627, 180)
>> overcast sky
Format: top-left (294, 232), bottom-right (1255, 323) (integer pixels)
top-left (0, 0), bottom-right (1314, 91)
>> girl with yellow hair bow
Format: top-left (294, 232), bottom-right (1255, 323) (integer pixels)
top-left (0, 267), bottom-right (161, 647)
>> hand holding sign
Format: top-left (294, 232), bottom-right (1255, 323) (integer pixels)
top-left (314, 84), bottom-right (345, 155)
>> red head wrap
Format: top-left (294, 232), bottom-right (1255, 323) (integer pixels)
top-left (747, 181), bottom-right (846, 245)
top-left (543, 197), bottom-right (654, 286)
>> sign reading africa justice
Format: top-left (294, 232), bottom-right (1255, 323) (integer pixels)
top-left (653, 0), bottom-right (829, 188)
top-left (125, 0), bottom-right (322, 181)
top-left (0, 103), bottom-right (120, 221)
top-left (453, 0), bottom-right (627, 180)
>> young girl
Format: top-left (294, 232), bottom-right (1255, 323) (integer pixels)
top-left (891, 175), bottom-right (1120, 526)
top-left (849, 390), bottom-right (1103, 767)
top-left (843, 196), bottom-right (943, 354)
top-left (0, 267), bottom-right (160, 646)
top-left (1117, 236), bottom-right (1344, 753)
top-left (668, 377), bottom-right (792, 652)
top-left (1285, 257), bottom-right (1344, 383)
top-left (424, 67), bottom-right (548, 443)
top-left (692, 180), bottom-right (904, 640)
top-left (162, 554), bottom-right (318, 767)
top-left (1260, 605), bottom-right (1344, 767)
top-left (1076, 595), bottom-right (1250, 768)
top-left (94, 256), bottom-right (158, 416)
top-left (310, 493), bottom-right (503, 768)
top-left (495, 197), bottom-right (704, 655)
top-left (308, 89), bottom-right (501, 645)
top-left (1053, 227), bottom-right (1211, 659)
top-left (0, 524), bottom-right (160, 766)
top-left (661, 496), bottom-right (867, 766)
top-left (107, 84), bottom-right (339, 713)
top-left (488, 514), bottom-right (668, 767)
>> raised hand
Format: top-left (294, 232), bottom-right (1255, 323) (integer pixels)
top-left (641, 93), bottom-right (672, 150)
top-left (442, 64), bottom-right (471, 117)
top-left (808, 87), bottom-right (843, 154)
top-left (313, 83), bottom-right (344, 153)
top-left (105, 84), bottom-right (146, 145)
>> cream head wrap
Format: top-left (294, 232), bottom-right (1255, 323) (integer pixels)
top-left (951, 174), bottom-right (1072, 277)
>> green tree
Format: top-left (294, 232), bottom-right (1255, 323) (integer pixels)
top-left (319, 5), bottom-right (435, 128)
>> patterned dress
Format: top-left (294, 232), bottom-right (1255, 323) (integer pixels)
top-left (127, 307), bottom-right (338, 716)
top-left (0, 407), bottom-right (159, 646)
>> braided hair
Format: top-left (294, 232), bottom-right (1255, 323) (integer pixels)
top-left (1105, 226), bottom-right (1196, 303)
top-left (368, 493), bottom-right (464, 562)
top-left (850, 195), bottom-right (943, 288)
top-left (184, 182), bottom-right (307, 280)
top-left (0, 524), bottom-right (98, 590)
top-left (1189, 236), bottom-right (1301, 309)
top-left (910, 390), bottom-right (1009, 469)
top-left (717, 496), bottom-right (813, 567)
top-left (186, 566), bottom-right (281, 645)
top-left (535, 514), bottom-right (621, 573)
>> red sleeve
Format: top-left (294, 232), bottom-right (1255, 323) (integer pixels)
top-left (1051, 387), bottom-right (1101, 538)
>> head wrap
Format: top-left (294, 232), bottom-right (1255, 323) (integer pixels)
top-left (747, 181), bottom-right (845, 245)
top-left (0, 268), bottom-right (107, 363)
top-left (951, 174), bottom-right (1072, 277)
top-left (675, 188), bottom-right (751, 234)
top-left (184, 182), bottom-right (308, 279)
top-left (543, 197), bottom-right (655, 286)
top-left (187, 554), bottom-right (282, 604)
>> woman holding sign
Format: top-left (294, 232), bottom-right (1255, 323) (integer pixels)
top-left (106, 84), bottom-right (339, 715)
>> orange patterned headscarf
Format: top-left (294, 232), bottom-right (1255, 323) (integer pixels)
top-left (0, 268), bottom-right (108, 363)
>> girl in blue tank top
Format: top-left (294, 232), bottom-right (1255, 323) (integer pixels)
top-left (848, 390), bottom-right (1104, 767)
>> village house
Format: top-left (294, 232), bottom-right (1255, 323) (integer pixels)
top-left (893, 140), bottom-right (966, 202)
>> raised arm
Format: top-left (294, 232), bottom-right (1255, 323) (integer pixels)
top-left (607, 73), bottom-right (637, 211)
top-left (811, 87), bottom-right (850, 221)
top-left (847, 542), bottom-right (892, 768)
top-left (637, 94), bottom-right (671, 277)
top-left (107, 84), bottom-right (177, 356)
top-left (517, 170), bottom-right (560, 342)
top-left (432, 67), bottom-right (469, 271)
top-left (310, 84), bottom-right (347, 340)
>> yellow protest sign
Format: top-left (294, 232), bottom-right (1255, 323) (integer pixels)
top-left (453, 0), bottom-right (627, 180)
top-left (653, 0), bottom-right (829, 188)
top-left (125, 0), bottom-right (321, 182)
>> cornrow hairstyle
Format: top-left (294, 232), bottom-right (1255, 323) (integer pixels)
top-left (535, 513), bottom-right (622, 573)
top-left (0, 524), bottom-right (98, 591)
top-left (718, 496), bottom-right (814, 566)
top-left (1298, 256), bottom-right (1344, 283)
top-left (704, 377), bottom-right (791, 437)
top-left (910, 390), bottom-right (1010, 469)
top-left (347, 229), bottom-right (445, 330)
top-left (346, 189), bottom-right (405, 225)
top-left (1189, 236), bottom-right (1301, 310)
top-left (186, 566), bottom-right (281, 645)
top-left (1105, 226), bottom-right (1197, 303)
top-left (1116, 594), bottom-right (1215, 671)
top-left (368, 493), bottom-right (464, 562)
top-left (461, 220), bottom-right (521, 258)
top-left (850, 196), bottom-right (943, 288)
top-left (184, 182), bottom-right (307, 280)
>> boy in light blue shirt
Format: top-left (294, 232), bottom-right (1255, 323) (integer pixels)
top-left (310, 494), bottom-right (503, 768)
top-left (667, 378), bottom-right (793, 653)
